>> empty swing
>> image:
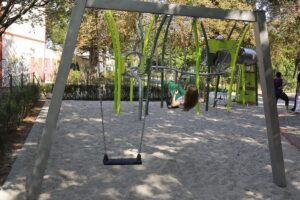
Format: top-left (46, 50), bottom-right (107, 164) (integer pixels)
top-left (95, 10), bottom-right (147, 165)
top-left (98, 63), bottom-right (147, 165)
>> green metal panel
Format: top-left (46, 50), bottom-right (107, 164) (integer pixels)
top-left (244, 72), bottom-right (256, 88)
top-left (208, 39), bottom-right (236, 53)
top-left (237, 71), bottom-right (257, 104)
top-left (244, 90), bottom-right (257, 102)
top-left (208, 39), bottom-right (238, 68)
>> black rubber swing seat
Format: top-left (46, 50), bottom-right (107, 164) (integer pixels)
top-left (103, 154), bottom-right (142, 165)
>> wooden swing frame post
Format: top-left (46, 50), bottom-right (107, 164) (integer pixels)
top-left (26, 1), bottom-right (286, 199)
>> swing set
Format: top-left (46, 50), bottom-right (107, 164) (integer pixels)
top-left (26, 1), bottom-right (286, 199)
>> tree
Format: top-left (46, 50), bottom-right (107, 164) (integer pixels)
top-left (260, 0), bottom-right (299, 77)
top-left (45, 0), bottom-right (298, 87)
top-left (0, 0), bottom-right (54, 37)
top-left (75, 10), bottom-right (139, 75)
top-left (45, 0), bottom-right (74, 49)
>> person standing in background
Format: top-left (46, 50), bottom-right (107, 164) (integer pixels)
top-left (214, 31), bottom-right (224, 40)
top-left (274, 72), bottom-right (289, 112)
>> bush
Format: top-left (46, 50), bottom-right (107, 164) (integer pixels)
top-left (67, 70), bottom-right (81, 85)
top-left (40, 84), bottom-right (53, 95)
top-left (62, 83), bottom-right (165, 101)
top-left (0, 84), bottom-right (40, 154)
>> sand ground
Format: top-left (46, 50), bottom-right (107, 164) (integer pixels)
top-left (0, 97), bottom-right (299, 200)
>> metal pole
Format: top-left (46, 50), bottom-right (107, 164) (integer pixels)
top-left (253, 11), bottom-right (286, 187)
top-left (26, 1), bottom-right (87, 199)
top-left (86, 0), bottom-right (256, 22)
top-left (175, 71), bottom-right (178, 83)
top-left (138, 76), bottom-right (142, 120)
top-left (9, 74), bottom-right (12, 93)
top-left (213, 75), bottom-right (220, 107)
top-left (255, 64), bottom-right (258, 105)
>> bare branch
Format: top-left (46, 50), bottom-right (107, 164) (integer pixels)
top-left (0, 0), bottom-right (53, 37)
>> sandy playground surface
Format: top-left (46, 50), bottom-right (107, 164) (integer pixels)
top-left (0, 97), bottom-right (299, 200)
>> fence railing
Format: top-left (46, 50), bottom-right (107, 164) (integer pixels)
top-left (0, 73), bottom-right (38, 94)
top-left (62, 82), bottom-right (168, 101)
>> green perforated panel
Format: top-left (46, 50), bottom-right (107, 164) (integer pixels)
top-left (208, 39), bottom-right (236, 53)
top-left (238, 72), bottom-right (257, 104)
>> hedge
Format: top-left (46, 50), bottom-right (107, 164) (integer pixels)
top-left (62, 84), bottom-right (168, 101)
top-left (0, 84), bottom-right (40, 153)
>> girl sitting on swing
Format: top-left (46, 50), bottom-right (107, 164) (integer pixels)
top-left (165, 72), bottom-right (199, 111)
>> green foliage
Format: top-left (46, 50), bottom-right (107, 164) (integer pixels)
top-left (104, 71), bottom-right (115, 82)
top-left (46, 0), bottom-right (73, 49)
top-left (40, 84), bottom-right (53, 94)
top-left (0, 84), bottom-right (40, 154)
top-left (45, 0), bottom-right (298, 92)
top-left (0, 0), bottom-right (55, 37)
top-left (49, 17), bottom-right (68, 48)
top-left (272, 51), bottom-right (298, 92)
top-left (67, 70), bottom-right (82, 85)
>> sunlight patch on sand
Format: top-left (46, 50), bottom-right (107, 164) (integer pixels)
top-left (152, 152), bottom-right (173, 160)
top-left (58, 169), bottom-right (87, 188)
top-left (123, 149), bottom-right (139, 156)
top-left (291, 181), bottom-right (300, 190)
top-left (132, 174), bottom-right (182, 199)
top-left (152, 145), bottom-right (181, 153)
top-left (103, 188), bottom-right (123, 199)
top-left (240, 137), bottom-right (263, 147)
top-left (245, 191), bottom-right (264, 199)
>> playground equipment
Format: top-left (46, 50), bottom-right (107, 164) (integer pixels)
top-left (199, 24), bottom-right (259, 111)
top-left (27, 1), bottom-right (286, 199)
top-left (235, 63), bottom-right (259, 106)
top-left (237, 47), bottom-right (257, 65)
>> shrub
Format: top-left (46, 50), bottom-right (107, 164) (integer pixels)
top-left (62, 83), bottom-right (164, 101)
top-left (0, 84), bottom-right (40, 154)
top-left (67, 70), bottom-right (81, 85)
top-left (40, 84), bottom-right (53, 95)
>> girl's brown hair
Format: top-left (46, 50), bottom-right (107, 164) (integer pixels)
top-left (183, 85), bottom-right (199, 111)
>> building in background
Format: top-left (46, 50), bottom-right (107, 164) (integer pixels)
top-left (0, 7), bottom-right (60, 88)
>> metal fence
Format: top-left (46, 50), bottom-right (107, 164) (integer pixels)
top-left (0, 73), bottom-right (38, 94)
top-left (62, 81), bottom-right (167, 101)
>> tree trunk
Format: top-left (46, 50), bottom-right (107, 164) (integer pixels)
top-left (89, 45), bottom-right (99, 74)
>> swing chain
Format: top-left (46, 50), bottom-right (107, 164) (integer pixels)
top-left (95, 9), bottom-right (147, 159)
top-left (95, 9), bottom-right (108, 155)
top-left (99, 91), bottom-right (108, 155)
top-left (138, 108), bottom-right (147, 154)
